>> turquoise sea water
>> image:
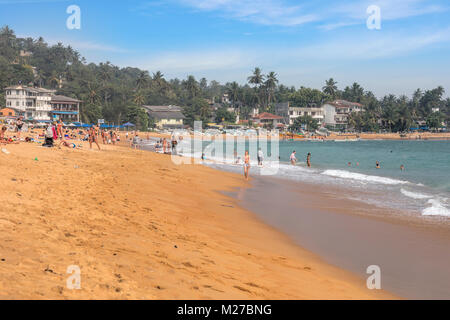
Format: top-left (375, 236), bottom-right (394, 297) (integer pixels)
top-left (278, 140), bottom-right (450, 193)
top-left (145, 137), bottom-right (450, 218)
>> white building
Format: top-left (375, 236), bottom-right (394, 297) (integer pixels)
top-left (5, 85), bottom-right (55, 121)
top-left (322, 100), bottom-right (363, 128)
top-left (288, 107), bottom-right (325, 126)
top-left (5, 85), bottom-right (81, 122)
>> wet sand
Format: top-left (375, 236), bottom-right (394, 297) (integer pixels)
top-left (233, 176), bottom-right (450, 299)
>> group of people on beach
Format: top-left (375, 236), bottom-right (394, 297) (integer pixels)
top-left (0, 117), bottom-right (147, 152)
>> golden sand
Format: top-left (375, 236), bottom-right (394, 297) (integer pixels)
top-left (0, 138), bottom-right (395, 299)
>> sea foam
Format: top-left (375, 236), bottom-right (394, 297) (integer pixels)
top-left (321, 170), bottom-right (409, 185)
top-left (422, 199), bottom-right (450, 217)
top-left (400, 189), bottom-right (433, 200)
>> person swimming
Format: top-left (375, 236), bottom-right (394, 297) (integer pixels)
top-left (306, 153), bottom-right (311, 168)
top-left (376, 161), bottom-right (381, 169)
top-left (400, 164), bottom-right (405, 171)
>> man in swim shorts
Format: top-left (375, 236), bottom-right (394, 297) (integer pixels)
top-left (290, 151), bottom-right (297, 165)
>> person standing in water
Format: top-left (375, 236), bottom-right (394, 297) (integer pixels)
top-left (244, 151), bottom-right (250, 180)
top-left (290, 151), bottom-right (297, 165)
top-left (257, 148), bottom-right (264, 166)
top-left (376, 161), bottom-right (381, 169)
top-left (307, 153), bottom-right (312, 168)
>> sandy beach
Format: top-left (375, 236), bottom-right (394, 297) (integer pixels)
top-left (0, 137), bottom-right (394, 300)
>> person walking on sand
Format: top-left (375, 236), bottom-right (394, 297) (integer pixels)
top-left (57, 119), bottom-right (63, 139)
top-left (257, 148), bottom-right (264, 166)
top-left (89, 125), bottom-right (101, 150)
top-left (290, 151), bottom-right (297, 165)
top-left (162, 138), bottom-right (168, 154)
top-left (16, 117), bottom-right (23, 139)
top-left (244, 150), bottom-right (250, 180)
top-left (307, 153), bottom-right (312, 168)
top-left (101, 129), bottom-right (106, 144)
top-left (132, 133), bottom-right (140, 149)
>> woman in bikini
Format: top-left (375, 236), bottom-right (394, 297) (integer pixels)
top-left (89, 125), bottom-right (101, 150)
top-left (244, 150), bottom-right (250, 181)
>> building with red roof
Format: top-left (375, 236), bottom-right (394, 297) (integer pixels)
top-left (252, 112), bottom-right (283, 128)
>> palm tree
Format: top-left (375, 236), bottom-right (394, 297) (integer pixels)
top-left (133, 91), bottom-right (145, 107)
top-left (247, 67), bottom-right (264, 88)
top-left (136, 71), bottom-right (150, 90)
top-left (183, 75), bottom-right (199, 99)
top-left (86, 82), bottom-right (100, 105)
top-left (227, 82), bottom-right (240, 108)
top-left (322, 78), bottom-right (338, 99)
top-left (152, 71), bottom-right (164, 86)
top-left (248, 67), bottom-right (265, 108)
top-left (264, 71), bottom-right (278, 107)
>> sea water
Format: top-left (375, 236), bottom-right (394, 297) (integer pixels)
top-left (186, 139), bottom-right (450, 219)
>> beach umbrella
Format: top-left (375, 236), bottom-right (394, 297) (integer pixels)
top-left (123, 122), bottom-right (135, 127)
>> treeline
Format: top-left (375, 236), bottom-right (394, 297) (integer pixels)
top-left (0, 26), bottom-right (449, 131)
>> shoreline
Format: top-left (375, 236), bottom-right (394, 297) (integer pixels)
top-left (145, 131), bottom-right (450, 141)
top-left (0, 140), bottom-right (394, 299)
top-left (231, 175), bottom-right (450, 299)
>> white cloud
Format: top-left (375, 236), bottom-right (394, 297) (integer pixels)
top-left (134, 49), bottom-right (252, 73)
top-left (166, 0), bottom-right (449, 29)
top-left (291, 28), bottom-right (450, 60)
top-left (178, 0), bottom-right (319, 26)
top-left (321, 0), bottom-right (448, 30)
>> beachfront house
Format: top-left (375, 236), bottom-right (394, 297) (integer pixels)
top-left (252, 112), bottom-right (283, 128)
top-left (50, 95), bottom-right (81, 122)
top-left (288, 106), bottom-right (325, 126)
top-left (4, 85), bottom-right (81, 123)
top-left (143, 105), bottom-right (185, 129)
top-left (5, 85), bottom-right (55, 121)
top-left (0, 108), bottom-right (16, 118)
top-left (322, 100), bottom-right (364, 129)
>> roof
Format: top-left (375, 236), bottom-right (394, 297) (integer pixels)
top-left (327, 100), bottom-right (363, 108)
top-left (51, 111), bottom-right (79, 115)
top-left (5, 85), bottom-right (55, 94)
top-left (253, 112), bottom-right (283, 120)
top-left (143, 105), bottom-right (185, 120)
top-left (149, 111), bottom-right (185, 120)
top-left (51, 95), bottom-right (82, 103)
top-left (142, 105), bottom-right (182, 112)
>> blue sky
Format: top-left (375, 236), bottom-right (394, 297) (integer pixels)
top-left (1, 0), bottom-right (450, 97)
